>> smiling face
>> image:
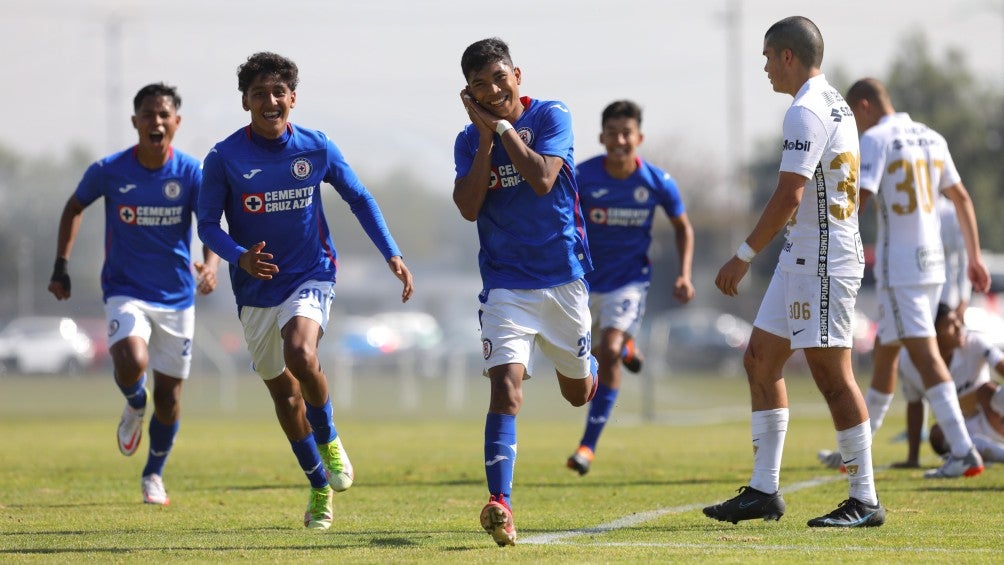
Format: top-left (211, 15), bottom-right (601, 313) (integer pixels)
top-left (131, 94), bottom-right (180, 154)
top-left (465, 60), bottom-right (522, 121)
top-left (242, 74), bottom-right (296, 139)
top-left (600, 116), bottom-right (643, 168)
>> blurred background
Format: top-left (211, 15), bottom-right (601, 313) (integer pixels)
top-left (3, 1), bottom-right (1004, 416)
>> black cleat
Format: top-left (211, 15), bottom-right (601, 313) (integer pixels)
top-left (807, 497), bottom-right (885, 528)
top-left (703, 486), bottom-right (785, 524)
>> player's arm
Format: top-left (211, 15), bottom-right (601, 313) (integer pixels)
top-left (48, 196), bottom-right (87, 300)
top-left (715, 171), bottom-right (804, 296)
top-left (194, 245), bottom-right (221, 295)
top-left (669, 212), bottom-right (695, 303)
top-left (453, 90), bottom-right (499, 220)
top-left (942, 182), bottom-right (990, 293)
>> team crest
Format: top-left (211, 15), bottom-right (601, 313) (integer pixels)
top-left (291, 158), bottom-right (313, 180)
top-left (242, 193), bottom-right (266, 214)
top-left (162, 180), bottom-right (182, 200)
top-left (118, 205), bottom-right (137, 224)
top-left (517, 127), bottom-right (533, 146)
top-left (482, 338), bottom-right (493, 360)
top-left (633, 186), bottom-right (650, 203)
top-left (589, 208), bottom-right (607, 225)
top-left (487, 169), bottom-right (500, 190)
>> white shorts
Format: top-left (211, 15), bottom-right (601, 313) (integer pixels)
top-left (589, 281), bottom-right (648, 338)
top-left (876, 284), bottom-right (940, 345)
top-left (104, 296), bottom-right (195, 379)
top-left (754, 268), bottom-right (859, 349)
top-left (239, 280), bottom-right (335, 380)
top-left (967, 410), bottom-right (1004, 445)
top-left (479, 279), bottom-right (592, 379)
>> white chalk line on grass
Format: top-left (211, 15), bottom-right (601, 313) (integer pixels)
top-left (520, 473), bottom-right (844, 545)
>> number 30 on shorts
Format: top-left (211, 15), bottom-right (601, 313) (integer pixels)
top-left (789, 301), bottom-right (811, 320)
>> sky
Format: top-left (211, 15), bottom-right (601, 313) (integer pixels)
top-left (2, 0), bottom-right (1002, 194)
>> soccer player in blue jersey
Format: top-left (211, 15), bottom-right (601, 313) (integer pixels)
top-left (565, 100), bottom-right (695, 476)
top-left (453, 37), bottom-right (598, 547)
top-left (48, 82), bottom-right (220, 506)
top-left (197, 52), bottom-right (413, 530)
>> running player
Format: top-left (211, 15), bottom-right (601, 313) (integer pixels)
top-left (818, 77), bottom-right (991, 478)
top-left (565, 99), bottom-right (694, 476)
top-left (704, 16), bottom-right (884, 528)
top-left (48, 82), bottom-right (220, 506)
top-left (197, 52), bottom-right (414, 530)
top-left (453, 37), bottom-right (597, 546)
top-left (897, 303), bottom-right (1004, 466)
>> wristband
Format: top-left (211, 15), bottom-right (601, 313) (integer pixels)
top-left (51, 257), bottom-right (71, 292)
top-left (495, 120), bottom-right (513, 136)
top-left (736, 242), bottom-right (757, 263)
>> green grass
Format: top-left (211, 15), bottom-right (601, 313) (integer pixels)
top-left (1, 370), bottom-right (1002, 563)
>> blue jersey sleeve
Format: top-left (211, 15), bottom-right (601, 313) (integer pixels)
top-left (325, 140), bottom-right (401, 260)
top-left (74, 161), bottom-right (106, 206)
top-left (655, 172), bottom-right (686, 219)
top-left (531, 101), bottom-right (574, 163)
top-left (197, 148), bottom-right (246, 264)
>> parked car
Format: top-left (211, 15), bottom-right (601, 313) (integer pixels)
top-left (651, 307), bottom-right (753, 374)
top-left (0, 316), bottom-right (95, 375)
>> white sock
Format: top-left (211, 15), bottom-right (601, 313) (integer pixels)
top-left (749, 408), bottom-right (788, 494)
top-left (926, 381), bottom-right (974, 457)
top-left (837, 421), bottom-right (878, 505)
top-left (865, 388), bottom-right (894, 435)
top-left (973, 435), bottom-right (1004, 463)
top-left (991, 387), bottom-right (1004, 417)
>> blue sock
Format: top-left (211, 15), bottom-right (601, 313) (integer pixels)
top-left (142, 415), bottom-right (178, 477)
top-left (117, 373), bottom-right (147, 410)
top-left (485, 413), bottom-right (517, 508)
top-left (305, 396), bottom-right (337, 445)
top-left (290, 434), bottom-right (328, 488)
top-left (580, 383), bottom-right (618, 451)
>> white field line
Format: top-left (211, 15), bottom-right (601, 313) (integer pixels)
top-left (520, 473), bottom-right (844, 545)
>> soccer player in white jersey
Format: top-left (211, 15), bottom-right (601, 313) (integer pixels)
top-left (938, 197), bottom-right (972, 317)
top-left (565, 100), bottom-right (694, 476)
top-left (896, 304), bottom-right (1004, 466)
top-left (49, 83), bottom-right (220, 506)
top-left (824, 77), bottom-right (991, 479)
top-left (198, 53), bottom-right (414, 530)
top-left (453, 37), bottom-right (598, 546)
top-left (704, 16), bottom-right (884, 528)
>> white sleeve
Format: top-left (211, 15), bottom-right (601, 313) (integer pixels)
top-left (779, 106), bottom-right (826, 178)
top-left (858, 132), bottom-right (884, 194)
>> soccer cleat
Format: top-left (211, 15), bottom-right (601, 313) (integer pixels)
top-left (566, 445), bottom-right (594, 476)
top-left (621, 337), bottom-right (643, 373)
top-left (480, 494), bottom-right (516, 546)
top-left (807, 497), bottom-right (885, 527)
top-left (923, 447), bottom-right (984, 478)
top-left (141, 474), bottom-right (170, 506)
top-left (318, 436), bottom-right (354, 492)
top-left (703, 486), bottom-right (785, 524)
top-left (304, 485), bottom-right (334, 530)
top-left (117, 393), bottom-right (147, 456)
top-left (817, 449), bottom-right (847, 473)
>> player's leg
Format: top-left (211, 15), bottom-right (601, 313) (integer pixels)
top-left (242, 304), bottom-right (331, 529)
top-left (802, 276), bottom-right (883, 527)
top-left (138, 304), bottom-right (193, 505)
top-left (105, 297), bottom-right (154, 458)
top-left (280, 282), bottom-right (352, 491)
top-left (704, 271), bottom-right (791, 524)
top-left (540, 280), bottom-right (597, 408)
top-left (866, 337), bottom-right (899, 434)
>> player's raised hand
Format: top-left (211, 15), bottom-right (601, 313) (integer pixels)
top-left (715, 256), bottom-right (750, 297)
top-left (239, 241), bottom-right (279, 280)
top-left (460, 89), bottom-right (496, 138)
top-left (388, 255), bottom-right (414, 303)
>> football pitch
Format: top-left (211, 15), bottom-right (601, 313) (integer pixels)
top-left (1, 370), bottom-right (1002, 563)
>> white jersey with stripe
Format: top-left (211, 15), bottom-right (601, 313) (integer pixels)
top-left (777, 74), bottom-right (864, 279)
top-left (859, 113), bottom-right (960, 288)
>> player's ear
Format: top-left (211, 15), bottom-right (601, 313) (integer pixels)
top-left (241, 94), bottom-right (250, 112)
top-left (289, 90), bottom-right (296, 108)
top-left (514, 67), bottom-right (522, 85)
top-left (130, 115), bottom-right (139, 130)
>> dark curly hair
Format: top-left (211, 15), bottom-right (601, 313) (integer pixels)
top-left (461, 37), bottom-right (513, 80)
top-left (238, 52), bottom-right (299, 94)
